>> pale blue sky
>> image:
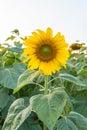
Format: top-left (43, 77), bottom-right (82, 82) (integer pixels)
top-left (0, 0), bottom-right (87, 44)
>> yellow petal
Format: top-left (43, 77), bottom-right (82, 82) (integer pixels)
top-left (28, 58), bottom-right (40, 70)
top-left (39, 62), bottom-right (51, 75)
top-left (37, 29), bottom-right (46, 40)
top-left (53, 32), bottom-right (61, 41)
top-left (32, 31), bottom-right (41, 41)
top-left (46, 27), bottom-right (53, 39)
top-left (22, 48), bottom-right (35, 56)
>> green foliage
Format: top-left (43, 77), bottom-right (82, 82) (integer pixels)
top-left (59, 73), bottom-right (86, 87)
top-left (68, 111), bottom-right (87, 130)
top-left (0, 88), bottom-right (10, 109)
top-left (30, 89), bottom-right (67, 130)
top-left (55, 111), bottom-right (87, 130)
top-left (2, 97), bottom-right (32, 130)
top-left (56, 116), bottom-right (78, 130)
top-left (0, 64), bottom-right (26, 89)
top-left (0, 30), bottom-right (87, 130)
top-left (14, 69), bottom-right (39, 93)
top-left (72, 91), bottom-right (87, 117)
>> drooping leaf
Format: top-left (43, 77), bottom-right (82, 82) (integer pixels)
top-left (30, 90), bottom-right (67, 130)
top-left (14, 70), bottom-right (39, 93)
top-left (2, 97), bottom-right (32, 130)
top-left (0, 64), bottom-right (26, 89)
top-left (59, 73), bottom-right (86, 87)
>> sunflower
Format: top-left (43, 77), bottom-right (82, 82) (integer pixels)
top-left (68, 43), bottom-right (83, 52)
top-left (22, 27), bottom-right (69, 75)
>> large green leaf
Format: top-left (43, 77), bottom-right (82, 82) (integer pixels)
top-left (0, 64), bottom-right (26, 89)
top-left (14, 70), bottom-right (39, 93)
top-left (59, 73), bottom-right (86, 87)
top-left (68, 111), bottom-right (87, 130)
top-left (56, 118), bottom-right (78, 130)
top-left (30, 90), bottom-right (67, 130)
top-left (2, 97), bottom-right (32, 130)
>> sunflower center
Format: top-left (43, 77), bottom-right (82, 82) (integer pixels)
top-left (40, 45), bottom-right (52, 56)
top-left (36, 44), bottom-right (57, 61)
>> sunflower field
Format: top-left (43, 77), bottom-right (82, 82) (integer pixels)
top-left (0, 28), bottom-right (87, 130)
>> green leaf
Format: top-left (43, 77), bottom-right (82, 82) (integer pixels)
top-left (72, 92), bottom-right (87, 117)
top-left (78, 73), bottom-right (87, 85)
top-left (14, 70), bottom-right (39, 93)
top-left (5, 35), bottom-right (15, 41)
top-left (19, 124), bottom-right (42, 130)
top-left (30, 90), bottom-right (67, 130)
top-left (0, 88), bottom-right (10, 109)
top-left (56, 118), bottom-right (78, 130)
top-left (75, 62), bottom-right (87, 75)
top-left (1, 95), bottom-right (16, 118)
top-left (68, 111), bottom-right (87, 130)
top-left (11, 29), bottom-right (20, 35)
top-left (2, 97), bottom-right (32, 130)
top-left (0, 64), bottom-right (26, 89)
top-left (7, 47), bottom-right (23, 54)
top-left (19, 112), bottom-right (42, 130)
top-left (14, 42), bottom-right (22, 48)
top-left (59, 73), bottom-right (86, 87)
top-left (0, 126), bottom-right (2, 130)
top-left (56, 111), bottom-right (87, 130)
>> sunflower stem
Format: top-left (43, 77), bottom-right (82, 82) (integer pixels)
top-left (43, 76), bottom-right (48, 130)
top-left (43, 124), bottom-right (47, 130)
top-left (44, 76), bottom-right (48, 95)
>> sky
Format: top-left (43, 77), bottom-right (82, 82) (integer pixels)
top-left (0, 0), bottom-right (87, 44)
